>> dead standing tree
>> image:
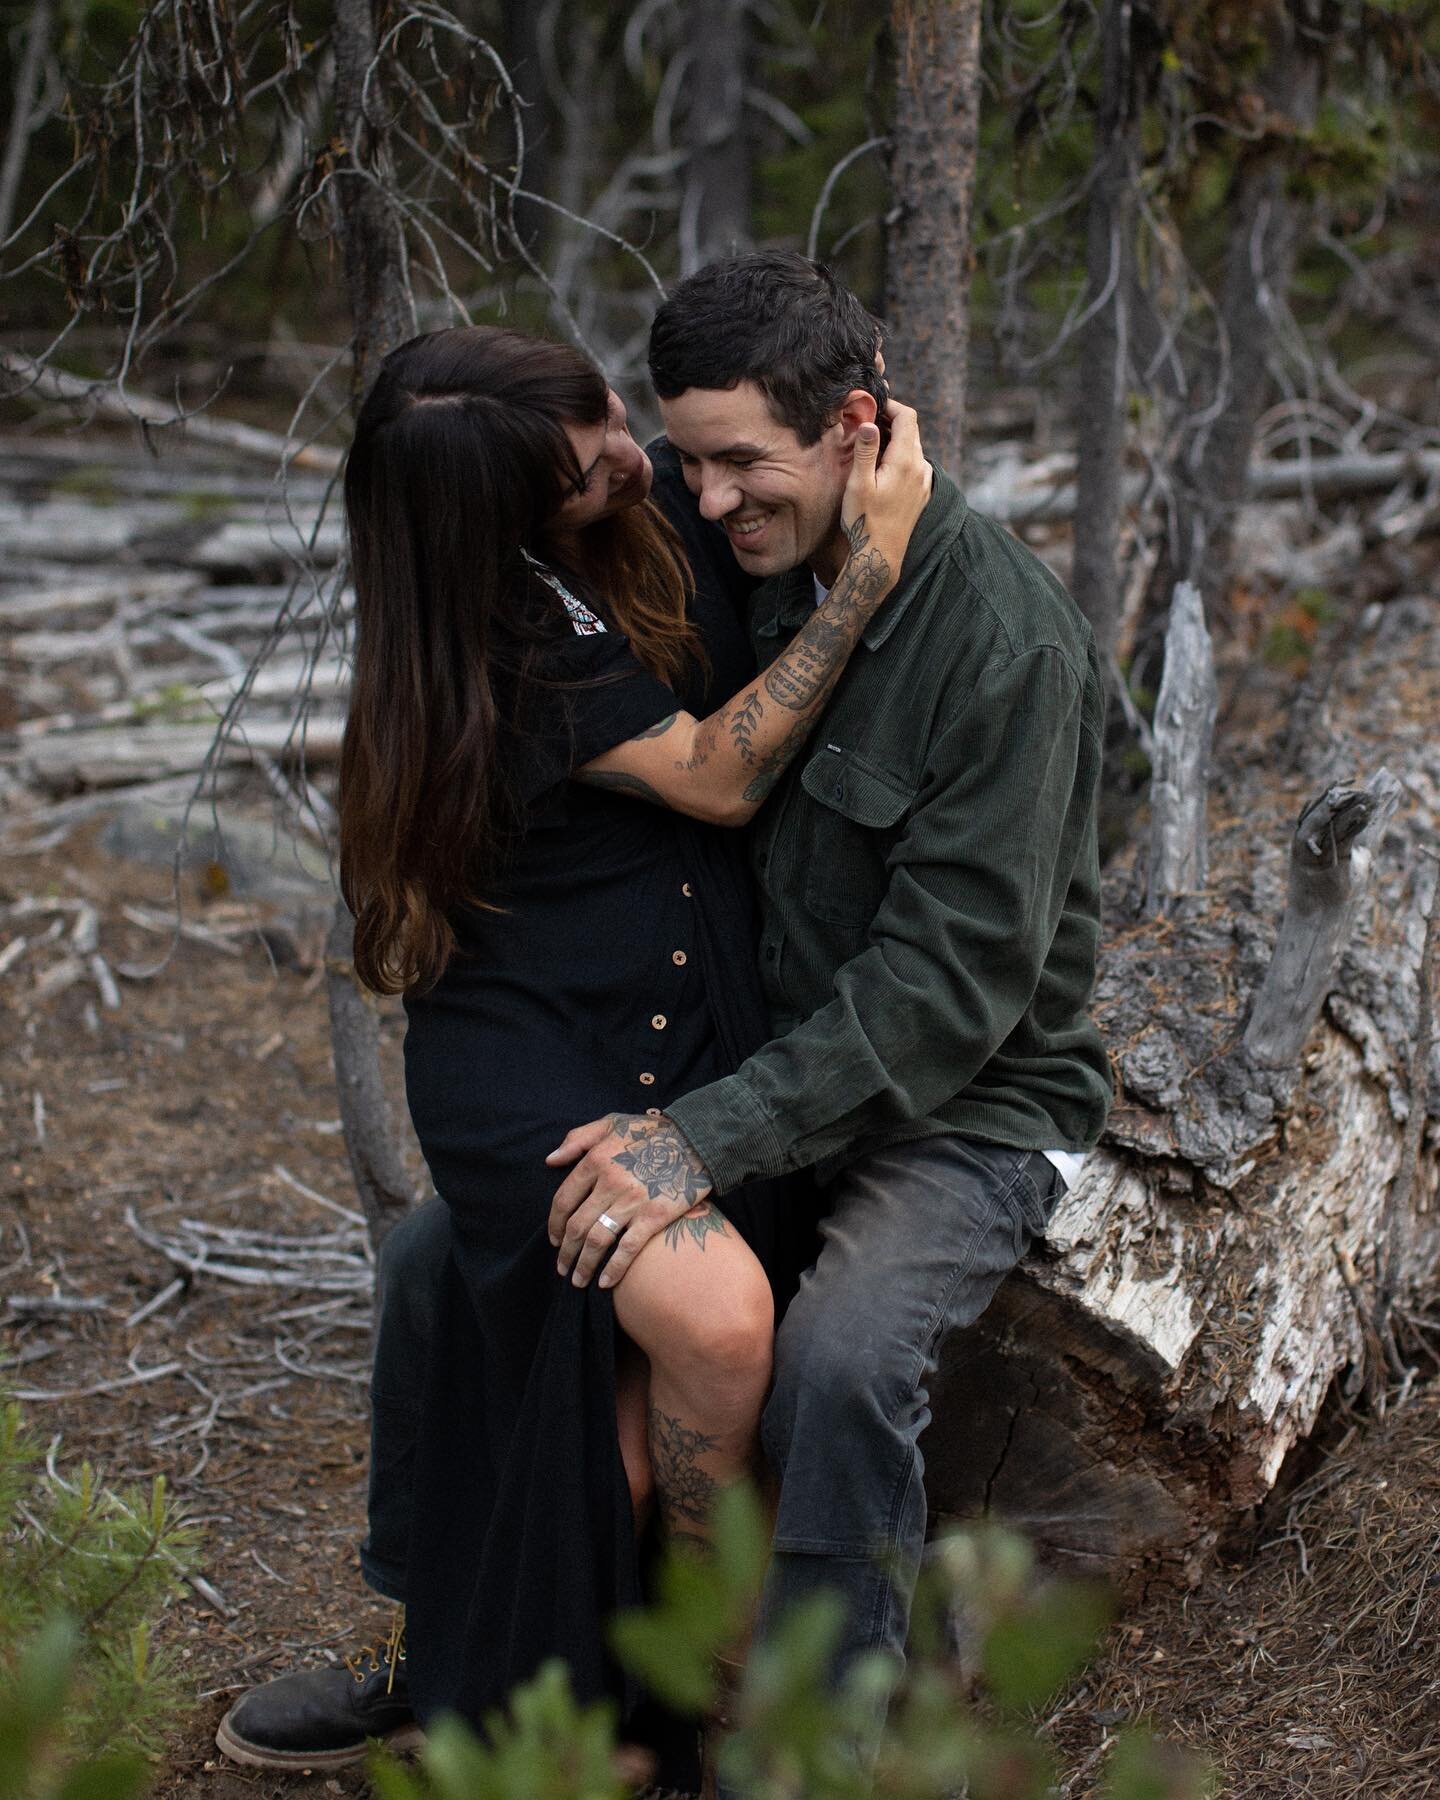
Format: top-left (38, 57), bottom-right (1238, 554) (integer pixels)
top-left (323, 0), bottom-right (421, 1253)
top-left (884, 0), bottom-right (983, 472)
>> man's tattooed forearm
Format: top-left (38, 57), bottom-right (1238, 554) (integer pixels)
top-left (649, 1405), bottom-right (720, 1528)
top-left (576, 769), bottom-right (666, 805)
top-left (662, 1203), bottom-right (730, 1253)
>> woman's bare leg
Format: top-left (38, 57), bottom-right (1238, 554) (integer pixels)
top-left (612, 1203), bottom-right (773, 1551)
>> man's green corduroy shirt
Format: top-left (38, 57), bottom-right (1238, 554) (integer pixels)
top-left (664, 468), bottom-right (1113, 1197)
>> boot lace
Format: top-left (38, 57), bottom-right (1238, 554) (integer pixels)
top-left (343, 1608), bottom-right (406, 1695)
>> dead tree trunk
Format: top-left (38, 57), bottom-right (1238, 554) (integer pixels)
top-left (925, 597), bottom-right (1440, 1588)
top-left (1070, 0), bottom-right (1137, 668)
top-left (1145, 582), bottom-right (1216, 913)
top-left (326, 0), bottom-right (421, 1253)
top-left (884, 0), bottom-right (983, 474)
top-left (0, 0), bottom-right (52, 246)
top-left (678, 0), bottom-right (752, 275)
top-left (1173, 5), bottom-right (1324, 611)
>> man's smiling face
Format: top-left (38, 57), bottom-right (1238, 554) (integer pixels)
top-left (659, 380), bottom-right (855, 581)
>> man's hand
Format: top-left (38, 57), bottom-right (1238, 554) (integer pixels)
top-left (546, 1113), bottom-right (714, 1289)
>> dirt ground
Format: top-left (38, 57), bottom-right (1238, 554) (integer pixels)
top-left (3, 823), bottom-right (1437, 1800)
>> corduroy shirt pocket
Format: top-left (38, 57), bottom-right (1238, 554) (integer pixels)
top-left (799, 744), bottom-right (917, 928)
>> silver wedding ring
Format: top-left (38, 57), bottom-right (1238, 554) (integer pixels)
top-left (597, 1212), bottom-right (621, 1236)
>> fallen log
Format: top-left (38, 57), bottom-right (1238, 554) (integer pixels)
top-left (8, 715), bottom-right (346, 791)
top-left (965, 446), bottom-right (1440, 525)
top-left (0, 356), bottom-right (345, 475)
top-left (926, 594), bottom-right (1440, 1587)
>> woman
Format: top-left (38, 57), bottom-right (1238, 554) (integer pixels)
top-left (336, 324), bottom-right (925, 1782)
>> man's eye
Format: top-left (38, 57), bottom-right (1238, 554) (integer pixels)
top-left (730, 459), bottom-right (755, 471)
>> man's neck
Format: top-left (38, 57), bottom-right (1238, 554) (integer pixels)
top-left (807, 523), bottom-right (850, 589)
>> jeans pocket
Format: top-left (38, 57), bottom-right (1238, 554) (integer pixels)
top-left (1012, 1152), bottom-right (1065, 1239)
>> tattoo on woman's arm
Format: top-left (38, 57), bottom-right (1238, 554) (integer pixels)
top-left (576, 768), bottom-right (667, 805)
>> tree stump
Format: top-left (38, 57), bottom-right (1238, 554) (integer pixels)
top-left (925, 595), bottom-right (1440, 1586)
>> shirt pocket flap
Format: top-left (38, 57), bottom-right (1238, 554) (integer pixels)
top-left (801, 745), bottom-right (914, 828)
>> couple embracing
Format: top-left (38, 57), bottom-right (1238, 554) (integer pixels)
top-left (218, 252), bottom-right (1110, 1793)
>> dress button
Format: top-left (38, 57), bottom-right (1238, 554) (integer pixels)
top-left (638, 1072), bottom-right (656, 1086)
top-left (651, 1014), bottom-right (667, 1030)
top-left (681, 882), bottom-right (692, 897)
top-left (671, 950), bottom-right (687, 966)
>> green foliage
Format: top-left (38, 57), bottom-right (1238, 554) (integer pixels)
top-left (367, 1666), bottom-right (625, 1800)
top-left (0, 1393), bottom-right (198, 1787)
top-left (0, 1621), bottom-right (148, 1800)
top-left (375, 1489), bottom-right (1207, 1800)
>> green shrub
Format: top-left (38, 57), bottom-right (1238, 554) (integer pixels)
top-left (376, 1486), bottom-right (1211, 1800)
top-left (0, 1393), bottom-right (198, 1796)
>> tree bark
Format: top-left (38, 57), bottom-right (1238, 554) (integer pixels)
top-left (0, 0), bottom-right (52, 246)
top-left (326, 0), bottom-right (420, 1252)
top-left (1145, 582), bottom-right (1217, 913)
top-left (1070, 0), bottom-right (1136, 666)
top-left (678, 0), bottom-right (752, 275)
top-left (1174, 4), bottom-right (1323, 612)
top-left (923, 597), bottom-right (1440, 1588)
top-left (883, 0), bottom-right (983, 475)
top-left (330, 0), bottom-right (416, 400)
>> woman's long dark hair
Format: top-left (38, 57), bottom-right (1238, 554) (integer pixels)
top-left (339, 325), bottom-right (696, 995)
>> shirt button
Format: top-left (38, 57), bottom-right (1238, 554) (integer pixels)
top-left (638, 1072), bottom-right (656, 1086)
top-left (765, 945), bottom-right (777, 962)
top-left (651, 1014), bottom-right (667, 1030)
top-left (681, 882), bottom-right (692, 897)
top-left (671, 950), bottom-right (687, 966)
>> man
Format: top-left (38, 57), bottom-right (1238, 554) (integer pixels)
top-left (218, 252), bottom-right (1109, 1769)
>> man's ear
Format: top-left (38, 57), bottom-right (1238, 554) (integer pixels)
top-left (833, 388), bottom-right (880, 451)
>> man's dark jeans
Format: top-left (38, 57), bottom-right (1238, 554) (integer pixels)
top-left (359, 1140), bottom-right (1062, 1690)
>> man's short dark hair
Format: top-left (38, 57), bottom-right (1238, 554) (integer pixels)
top-left (648, 252), bottom-right (885, 446)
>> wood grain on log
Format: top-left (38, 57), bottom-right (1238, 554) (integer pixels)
top-left (1243, 772), bottom-right (1401, 1070)
top-left (1146, 581), bottom-right (1216, 913)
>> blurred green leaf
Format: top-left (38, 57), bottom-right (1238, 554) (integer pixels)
top-left (982, 1581), bottom-right (1113, 1714)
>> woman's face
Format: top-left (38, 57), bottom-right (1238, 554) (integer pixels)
top-left (553, 388), bottom-right (652, 529)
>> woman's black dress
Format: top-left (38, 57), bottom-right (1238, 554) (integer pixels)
top-left (400, 457), bottom-right (808, 1772)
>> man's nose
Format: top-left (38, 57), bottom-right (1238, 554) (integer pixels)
top-left (697, 468), bottom-right (739, 521)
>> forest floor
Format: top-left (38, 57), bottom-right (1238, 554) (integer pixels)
top-left (4, 820), bottom-right (1438, 1800)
